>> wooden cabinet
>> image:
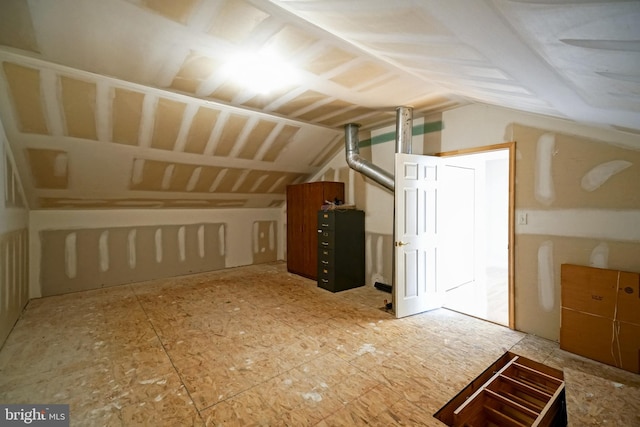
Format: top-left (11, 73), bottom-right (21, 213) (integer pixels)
top-left (286, 181), bottom-right (344, 279)
top-left (317, 210), bottom-right (365, 292)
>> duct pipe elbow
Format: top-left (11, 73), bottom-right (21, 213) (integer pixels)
top-left (344, 123), bottom-right (395, 191)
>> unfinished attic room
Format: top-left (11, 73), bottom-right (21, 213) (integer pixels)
top-left (1, 0), bottom-right (640, 425)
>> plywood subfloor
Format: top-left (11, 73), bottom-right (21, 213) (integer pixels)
top-left (1, 262), bottom-right (638, 426)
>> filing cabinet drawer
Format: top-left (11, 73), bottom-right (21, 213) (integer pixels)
top-left (317, 230), bottom-right (335, 249)
top-left (317, 211), bottom-right (335, 230)
top-left (318, 248), bottom-right (333, 268)
top-left (317, 267), bottom-right (335, 291)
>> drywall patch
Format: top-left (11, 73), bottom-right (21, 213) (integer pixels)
top-left (169, 164), bottom-right (199, 192)
top-left (214, 114), bottom-right (249, 157)
top-left (127, 229), bottom-right (137, 269)
top-left (537, 240), bottom-right (555, 312)
top-left (534, 133), bottom-right (556, 206)
top-left (64, 232), bottom-right (77, 279)
top-left (3, 149), bottom-right (24, 208)
top-left (262, 125), bottom-right (299, 162)
top-left (590, 242), bottom-right (609, 269)
top-left (40, 223), bottom-right (226, 296)
top-left (252, 221), bottom-right (277, 264)
top-left (2, 62), bottom-right (49, 134)
top-left (581, 160), bottom-right (632, 192)
top-left (215, 168), bottom-right (244, 193)
top-left (184, 107), bottom-right (219, 154)
top-left (514, 124), bottom-right (640, 209)
top-left (154, 228), bottom-right (163, 263)
top-left (238, 120), bottom-right (277, 160)
top-left (26, 148), bottom-right (68, 189)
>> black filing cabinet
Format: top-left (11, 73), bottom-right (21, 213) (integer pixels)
top-left (317, 209), bottom-right (365, 292)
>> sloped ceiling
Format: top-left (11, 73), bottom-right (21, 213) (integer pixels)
top-left (0, 0), bottom-right (638, 210)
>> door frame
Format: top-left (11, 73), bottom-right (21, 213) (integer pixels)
top-left (435, 142), bottom-right (516, 329)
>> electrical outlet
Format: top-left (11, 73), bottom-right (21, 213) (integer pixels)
top-left (517, 212), bottom-right (528, 225)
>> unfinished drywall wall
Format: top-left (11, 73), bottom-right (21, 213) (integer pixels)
top-left (29, 208), bottom-right (282, 298)
top-left (39, 223), bottom-right (225, 296)
top-left (512, 124), bottom-right (640, 339)
top-left (441, 103), bottom-right (640, 341)
top-left (0, 119), bottom-right (29, 347)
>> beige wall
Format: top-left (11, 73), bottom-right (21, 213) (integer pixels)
top-left (0, 119), bottom-right (29, 346)
top-left (443, 104), bottom-right (640, 340)
top-left (29, 208), bottom-right (281, 298)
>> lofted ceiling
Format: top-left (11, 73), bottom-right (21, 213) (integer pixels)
top-left (0, 0), bottom-right (638, 210)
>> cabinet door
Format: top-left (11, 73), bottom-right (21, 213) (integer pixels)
top-left (287, 182), bottom-right (344, 279)
top-left (286, 184), bottom-right (305, 274)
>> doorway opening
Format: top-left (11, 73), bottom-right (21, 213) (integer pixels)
top-left (437, 143), bottom-right (514, 327)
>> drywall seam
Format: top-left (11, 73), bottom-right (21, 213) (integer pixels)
top-left (173, 103), bottom-right (199, 153)
top-left (581, 160), bottom-right (632, 191)
top-left (197, 224), bottom-right (205, 258)
top-left (64, 232), bottom-right (76, 278)
top-left (537, 240), bottom-right (554, 312)
top-left (255, 122), bottom-right (283, 161)
top-left (186, 167), bottom-right (201, 191)
top-left (515, 209), bottom-right (640, 242)
top-left (178, 226), bottom-right (186, 262)
top-left (40, 68), bottom-right (63, 136)
top-left (203, 110), bottom-right (229, 156)
top-left (95, 80), bottom-right (111, 142)
top-left (534, 132), bottom-right (556, 206)
top-left (131, 159), bottom-right (145, 185)
top-left (127, 229), bottom-right (136, 268)
top-left (229, 116), bottom-right (257, 158)
top-left (590, 242), bottom-right (609, 268)
top-left (98, 230), bottom-right (109, 272)
top-left (138, 94), bottom-right (157, 148)
top-left (154, 228), bottom-right (163, 263)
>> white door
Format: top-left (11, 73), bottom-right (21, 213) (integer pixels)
top-left (393, 153), bottom-right (444, 318)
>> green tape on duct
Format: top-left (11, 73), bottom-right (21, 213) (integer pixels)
top-left (359, 121), bottom-right (443, 148)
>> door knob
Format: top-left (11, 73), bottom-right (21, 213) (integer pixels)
top-left (395, 241), bottom-right (408, 247)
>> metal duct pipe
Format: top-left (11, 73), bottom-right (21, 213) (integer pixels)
top-left (395, 106), bottom-right (413, 155)
top-left (344, 106), bottom-right (414, 192)
top-left (344, 123), bottom-right (395, 191)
